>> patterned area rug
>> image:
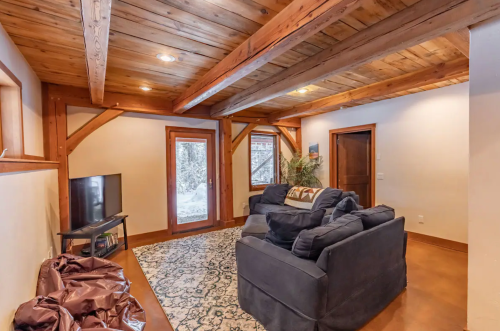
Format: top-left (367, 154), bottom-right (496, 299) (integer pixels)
top-left (133, 227), bottom-right (264, 331)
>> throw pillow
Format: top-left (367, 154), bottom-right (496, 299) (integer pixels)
top-left (328, 196), bottom-right (362, 224)
top-left (265, 209), bottom-right (326, 250)
top-left (260, 184), bottom-right (290, 206)
top-left (340, 191), bottom-right (360, 205)
top-left (285, 186), bottom-right (325, 210)
top-left (351, 205), bottom-right (395, 229)
top-left (292, 214), bottom-right (363, 260)
top-left (312, 188), bottom-right (343, 210)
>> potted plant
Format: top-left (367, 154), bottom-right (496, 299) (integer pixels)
top-left (280, 152), bottom-right (323, 188)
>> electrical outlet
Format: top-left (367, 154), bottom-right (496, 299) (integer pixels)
top-left (418, 215), bottom-right (424, 224)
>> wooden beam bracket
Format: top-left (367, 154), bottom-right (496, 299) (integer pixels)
top-left (66, 108), bottom-right (124, 155)
top-left (231, 123), bottom-right (257, 155)
top-left (276, 126), bottom-right (299, 153)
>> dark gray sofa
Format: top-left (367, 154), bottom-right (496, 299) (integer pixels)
top-left (249, 190), bottom-right (360, 216)
top-left (236, 217), bottom-right (407, 331)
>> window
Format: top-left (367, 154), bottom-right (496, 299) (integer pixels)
top-left (0, 60), bottom-right (24, 159)
top-left (249, 131), bottom-right (280, 191)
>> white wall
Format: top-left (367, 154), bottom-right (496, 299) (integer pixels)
top-left (0, 23), bottom-right (60, 331)
top-left (67, 106), bottom-right (219, 236)
top-left (468, 17), bottom-right (500, 331)
top-left (232, 123), bottom-right (296, 217)
top-left (302, 83), bottom-right (469, 243)
top-left (0, 23), bottom-right (43, 156)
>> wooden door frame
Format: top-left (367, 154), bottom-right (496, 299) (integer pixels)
top-left (329, 124), bottom-right (376, 207)
top-left (165, 126), bottom-right (217, 235)
top-left (248, 130), bottom-right (281, 191)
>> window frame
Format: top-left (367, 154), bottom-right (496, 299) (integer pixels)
top-left (248, 130), bottom-right (280, 192)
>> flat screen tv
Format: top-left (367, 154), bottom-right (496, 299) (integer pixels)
top-left (69, 174), bottom-right (122, 230)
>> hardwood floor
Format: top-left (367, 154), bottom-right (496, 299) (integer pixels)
top-left (108, 228), bottom-right (468, 331)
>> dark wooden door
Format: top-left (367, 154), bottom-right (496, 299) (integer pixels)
top-left (337, 131), bottom-right (372, 208)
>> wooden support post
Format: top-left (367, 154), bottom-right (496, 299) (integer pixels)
top-left (55, 100), bottom-right (70, 235)
top-left (42, 83), bottom-right (58, 161)
top-left (232, 123), bottom-right (257, 155)
top-left (296, 127), bottom-right (302, 155)
top-left (219, 118), bottom-right (234, 226)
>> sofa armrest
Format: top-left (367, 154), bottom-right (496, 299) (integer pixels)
top-left (236, 236), bottom-right (328, 319)
top-left (249, 194), bottom-right (262, 213)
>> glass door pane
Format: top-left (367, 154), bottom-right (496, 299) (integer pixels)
top-left (167, 129), bottom-right (215, 234)
top-left (175, 137), bottom-right (208, 224)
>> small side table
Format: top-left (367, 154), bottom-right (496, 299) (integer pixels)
top-left (58, 215), bottom-right (129, 258)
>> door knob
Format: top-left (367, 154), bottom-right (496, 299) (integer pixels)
top-left (209, 179), bottom-right (213, 189)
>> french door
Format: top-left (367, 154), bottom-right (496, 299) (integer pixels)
top-left (166, 127), bottom-right (216, 234)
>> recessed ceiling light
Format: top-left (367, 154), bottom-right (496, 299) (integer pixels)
top-left (156, 53), bottom-right (176, 62)
top-left (140, 86), bottom-right (152, 91)
top-left (298, 88), bottom-right (308, 94)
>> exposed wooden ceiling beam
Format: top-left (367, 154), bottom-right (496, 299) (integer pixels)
top-left (171, 0), bottom-right (364, 114)
top-left (230, 116), bottom-right (301, 128)
top-left (81, 0), bottom-right (112, 105)
top-left (269, 58), bottom-right (469, 121)
top-left (66, 108), bottom-right (124, 155)
top-left (443, 28), bottom-right (470, 58)
top-left (212, 0), bottom-right (498, 117)
top-left (276, 126), bottom-right (299, 152)
top-left (48, 84), bottom-right (178, 115)
top-left (231, 123), bottom-right (258, 155)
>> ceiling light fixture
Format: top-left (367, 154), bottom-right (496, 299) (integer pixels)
top-left (140, 86), bottom-right (152, 91)
top-left (156, 53), bottom-right (176, 62)
top-left (298, 88), bottom-right (308, 94)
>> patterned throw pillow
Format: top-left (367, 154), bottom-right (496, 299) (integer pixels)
top-left (284, 186), bottom-right (325, 210)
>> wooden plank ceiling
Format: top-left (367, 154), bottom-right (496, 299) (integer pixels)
top-left (0, 0), bottom-right (472, 119)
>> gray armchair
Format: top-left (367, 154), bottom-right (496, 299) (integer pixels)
top-left (236, 217), bottom-right (407, 331)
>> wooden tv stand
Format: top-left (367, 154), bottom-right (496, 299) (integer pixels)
top-left (58, 215), bottom-right (129, 258)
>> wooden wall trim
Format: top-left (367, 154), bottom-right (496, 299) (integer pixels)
top-left (66, 108), bottom-right (124, 155)
top-left (330, 124), bottom-right (376, 208)
top-left (407, 231), bottom-right (468, 253)
top-left (0, 158), bottom-right (59, 173)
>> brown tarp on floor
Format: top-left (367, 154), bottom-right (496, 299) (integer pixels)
top-left (14, 254), bottom-right (146, 331)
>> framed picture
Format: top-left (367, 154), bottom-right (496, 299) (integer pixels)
top-left (309, 143), bottom-right (319, 159)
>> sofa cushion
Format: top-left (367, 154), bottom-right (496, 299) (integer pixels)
top-left (312, 188), bottom-right (343, 210)
top-left (265, 209), bottom-right (326, 250)
top-left (351, 205), bottom-right (395, 229)
top-left (292, 214), bottom-right (363, 260)
top-left (261, 184), bottom-right (290, 206)
top-left (253, 203), bottom-right (298, 215)
top-left (340, 191), bottom-right (360, 205)
top-left (241, 215), bottom-right (269, 239)
top-left (327, 197), bottom-right (362, 224)
top-left (285, 186), bottom-right (325, 210)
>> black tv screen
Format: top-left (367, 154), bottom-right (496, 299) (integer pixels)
top-left (70, 174), bottom-right (122, 230)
